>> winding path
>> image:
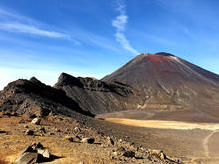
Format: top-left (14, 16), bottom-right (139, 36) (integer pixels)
top-left (203, 130), bottom-right (219, 158)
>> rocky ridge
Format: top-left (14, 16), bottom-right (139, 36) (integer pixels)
top-left (55, 73), bottom-right (140, 114)
top-left (0, 77), bottom-right (94, 117)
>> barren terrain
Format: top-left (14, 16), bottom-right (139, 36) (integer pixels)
top-left (0, 114), bottom-right (183, 164)
top-left (102, 116), bottom-right (219, 163)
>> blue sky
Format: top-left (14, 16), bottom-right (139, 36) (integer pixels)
top-left (0, 0), bottom-right (219, 89)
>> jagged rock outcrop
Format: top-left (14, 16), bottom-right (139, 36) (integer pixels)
top-left (0, 77), bottom-right (94, 117)
top-left (55, 73), bottom-right (140, 114)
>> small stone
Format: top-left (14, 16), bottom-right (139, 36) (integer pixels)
top-left (0, 130), bottom-right (6, 134)
top-left (31, 118), bottom-right (41, 125)
top-left (117, 147), bottom-right (126, 152)
top-left (112, 151), bottom-right (118, 156)
top-left (81, 138), bottom-right (95, 144)
top-left (56, 129), bottom-right (61, 132)
top-left (74, 127), bottom-right (80, 132)
top-left (123, 151), bottom-right (135, 158)
top-left (39, 127), bottom-right (46, 133)
top-left (19, 119), bottom-right (25, 124)
top-left (49, 132), bottom-right (55, 135)
top-left (64, 136), bottom-right (74, 142)
top-left (25, 129), bottom-right (34, 136)
top-left (107, 136), bottom-right (114, 146)
top-left (159, 151), bottom-right (166, 160)
top-left (29, 114), bottom-right (37, 119)
top-left (78, 162), bottom-right (84, 164)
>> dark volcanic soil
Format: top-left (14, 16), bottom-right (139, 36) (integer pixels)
top-left (102, 53), bottom-right (219, 119)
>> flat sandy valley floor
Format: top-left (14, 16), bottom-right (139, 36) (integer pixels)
top-left (98, 110), bottom-right (219, 164)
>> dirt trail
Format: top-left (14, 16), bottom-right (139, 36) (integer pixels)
top-left (203, 130), bottom-right (219, 158)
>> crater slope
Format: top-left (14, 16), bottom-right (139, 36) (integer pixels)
top-left (102, 52), bottom-right (219, 122)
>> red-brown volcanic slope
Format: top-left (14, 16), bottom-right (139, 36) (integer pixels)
top-left (102, 52), bottom-right (219, 122)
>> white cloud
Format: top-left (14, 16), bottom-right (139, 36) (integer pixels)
top-left (112, 0), bottom-right (139, 55)
top-left (112, 15), bottom-right (128, 31)
top-left (115, 32), bottom-right (139, 55)
top-left (0, 8), bottom-right (80, 44)
top-left (0, 22), bottom-right (68, 38)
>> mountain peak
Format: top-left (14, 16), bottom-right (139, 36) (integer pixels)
top-left (155, 52), bottom-right (175, 57)
top-left (102, 52), bottom-right (219, 111)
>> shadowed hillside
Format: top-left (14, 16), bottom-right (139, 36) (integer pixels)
top-left (0, 77), bottom-right (94, 117)
top-left (55, 73), bottom-right (140, 114)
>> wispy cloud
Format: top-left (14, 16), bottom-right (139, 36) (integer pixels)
top-left (0, 8), bottom-right (80, 44)
top-left (0, 7), bottom-right (124, 50)
top-left (0, 22), bottom-right (68, 38)
top-left (112, 0), bottom-right (139, 55)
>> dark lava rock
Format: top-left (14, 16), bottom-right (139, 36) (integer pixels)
top-left (107, 136), bottom-right (114, 146)
top-left (16, 143), bottom-right (54, 164)
top-left (25, 129), bottom-right (34, 136)
top-left (16, 152), bottom-right (38, 164)
top-left (81, 137), bottom-right (95, 144)
top-left (55, 73), bottom-right (140, 114)
top-left (64, 136), bottom-right (74, 142)
top-left (28, 114), bottom-right (37, 119)
top-left (0, 77), bottom-right (94, 118)
top-left (123, 151), bottom-right (135, 158)
top-left (0, 130), bottom-right (6, 134)
top-left (117, 147), bottom-right (126, 152)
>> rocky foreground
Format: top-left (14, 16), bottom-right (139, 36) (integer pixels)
top-left (0, 112), bottom-right (182, 164)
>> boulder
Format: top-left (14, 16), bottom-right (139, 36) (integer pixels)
top-left (16, 152), bottom-right (38, 164)
top-left (16, 143), bottom-right (53, 164)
